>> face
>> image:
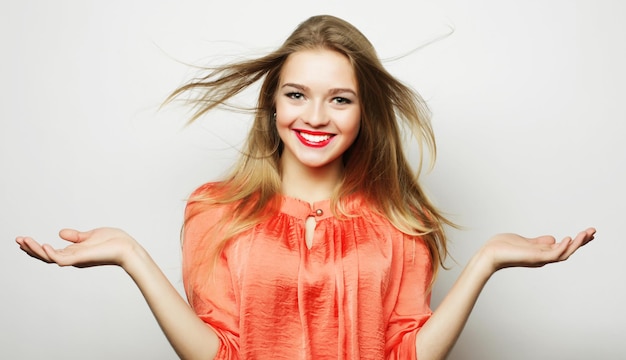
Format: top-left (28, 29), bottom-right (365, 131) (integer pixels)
top-left (275, 49), bottom-right (361, 173)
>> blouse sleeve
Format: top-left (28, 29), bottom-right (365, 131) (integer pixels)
top-left (385, 235), bottom-right (434, 359)
top-left (182, 185), bottom-right (240, 360)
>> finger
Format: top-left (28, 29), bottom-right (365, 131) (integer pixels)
top-left (585, 227), bottom-right (597, 236)
top-left (581, 227), bottom-right (596, 246)
top-left (42, 242), bottom-right (93, 267)
top-left (43, 242), bottom-right (109, 268)
top-left (572, 230), bottom-right (591, 247)
top-left (558, 230), bottom-right (589, 260)
top-left (528, 236), bottom-right (569, 266)
top-left (41, 244), bottom-right (76, 267)
top-left (552, 236), bottom-right (573, 257)
top-left (518, 236), bottom-right (569, 267)
top-left (15, 237), bottom-right (54, 263)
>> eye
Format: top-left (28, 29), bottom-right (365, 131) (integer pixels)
top-left (333, 97), bottom-right (352, 105)
top-left (286, 92), bottom-right (304, 100)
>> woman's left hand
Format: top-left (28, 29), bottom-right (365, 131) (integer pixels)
top-left (480, 227), bottom-right (596, 272)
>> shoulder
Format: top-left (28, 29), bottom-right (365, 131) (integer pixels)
top-left (185, 181), bottom-right (232, 214)
top-left (188, 181), bottom-right (224, 199)
top-left (183, 182), bottom-right (233, 240)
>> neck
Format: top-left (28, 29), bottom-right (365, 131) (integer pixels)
top-left (280, 156), bottom-right (343, 204)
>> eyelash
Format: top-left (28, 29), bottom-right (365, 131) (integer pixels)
top-left (284, 92), bottom-right (352, 105)
top-left (286, 92), bottom-right (304, 100)
top-left (333, 97), bottom-right (351, 105)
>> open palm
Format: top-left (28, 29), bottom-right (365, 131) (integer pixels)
top-left (16, 227), bottom-right (137, 268)
top-left (484, 227), bottom-right (596, 271)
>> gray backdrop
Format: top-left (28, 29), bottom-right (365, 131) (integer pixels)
top-left (2, 0), bottom-right (623, 359)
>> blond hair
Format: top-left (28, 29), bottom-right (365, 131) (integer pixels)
top-left (169, 15), bottom-right (454, 279)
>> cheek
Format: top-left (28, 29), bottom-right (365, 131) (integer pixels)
top-left (275, 104), bottom-right (298, 122)
top-left (275, 114), bottom-right (291, 131)
top-left (346, 112), bottom-right (361, 137)
top-left (274, 115), bottom-right (293, 144)
top-left (348, 115), bottom-right (362, 146)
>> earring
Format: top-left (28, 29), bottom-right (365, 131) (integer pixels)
top-left (272, 112), bottom-right (277, 121)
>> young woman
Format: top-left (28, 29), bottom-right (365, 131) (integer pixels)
top-left (16, 15), bottom-right (595, 360)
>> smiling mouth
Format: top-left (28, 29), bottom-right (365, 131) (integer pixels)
top-left (295, 130), bottom-right (335, 147)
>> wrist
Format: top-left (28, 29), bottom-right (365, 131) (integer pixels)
top-left (120, 240), bottom-right (152, 276)
top-left (468, 246), bottom-right (498, 281)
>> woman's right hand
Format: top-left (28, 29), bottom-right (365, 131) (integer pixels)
top-left (17, 227), bottom-right (221, 358)
top-left (16, 227), bottom-right (139, 269)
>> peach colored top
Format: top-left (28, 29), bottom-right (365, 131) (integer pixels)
top-left (183, 183), bottom-right (433, 359)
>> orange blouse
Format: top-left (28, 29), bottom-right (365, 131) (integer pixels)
top-left (183, 184), bottom-right (433, 359)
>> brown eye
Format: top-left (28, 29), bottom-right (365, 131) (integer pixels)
top-left (333, 97), bottom-right (351, 104)
top-left (286, 92), bottom-right (304, 100)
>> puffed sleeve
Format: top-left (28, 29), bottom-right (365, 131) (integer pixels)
top-left (182, 184), bottom-right (240, 360)
top-left (384, 235), bottom-right (433, 359)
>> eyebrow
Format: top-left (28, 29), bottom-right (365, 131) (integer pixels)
top-left (281, 83), bottom-right (358, 97)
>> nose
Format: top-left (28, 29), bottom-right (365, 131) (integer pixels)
top-left (303, 102), bottom-right (329, 127)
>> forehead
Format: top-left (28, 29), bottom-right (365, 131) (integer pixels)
top-left (279, 49), bottom-right (358, 90)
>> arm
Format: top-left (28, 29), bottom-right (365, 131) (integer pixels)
top-left (16, 228), bottom-right (220, 360)
top-left (414, 227), bottom-right (596, 360)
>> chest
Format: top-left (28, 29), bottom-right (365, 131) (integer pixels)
top-left (224, 215), bottom-right (399, 301)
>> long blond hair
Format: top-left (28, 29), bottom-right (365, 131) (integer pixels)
top-left (169, 15), bottom-right (454, 279)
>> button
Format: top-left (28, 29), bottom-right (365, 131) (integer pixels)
top-left (315, 209), bottom-right (323, 216)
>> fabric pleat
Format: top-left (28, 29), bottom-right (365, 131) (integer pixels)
top-left (183, 183), bottom-right (433, 359)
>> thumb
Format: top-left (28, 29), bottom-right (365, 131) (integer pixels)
top-left (58, 228), bottom-right (90, 243)
top-left (530, 235), bottom-right (557, 245)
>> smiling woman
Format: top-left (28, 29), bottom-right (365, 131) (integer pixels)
top-left (276, 49), bottom-right (361, 199)
top-left (15, 14), bottom-right (596, 360)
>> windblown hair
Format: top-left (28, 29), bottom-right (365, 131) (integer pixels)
top-left (169, 15), bottom-right (454, 279)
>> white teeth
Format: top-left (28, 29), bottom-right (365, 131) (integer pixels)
top-left (300, 132), bottom-right (332, 143)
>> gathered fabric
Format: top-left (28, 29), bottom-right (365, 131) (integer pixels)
top-left (183, 183), bottom-right (433, 359)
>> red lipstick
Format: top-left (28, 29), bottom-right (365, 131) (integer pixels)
top-left (294, 129), bottom-right (335, 148)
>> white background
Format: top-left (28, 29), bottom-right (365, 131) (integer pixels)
top-left (1, 1), bottom-right (624, 359)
